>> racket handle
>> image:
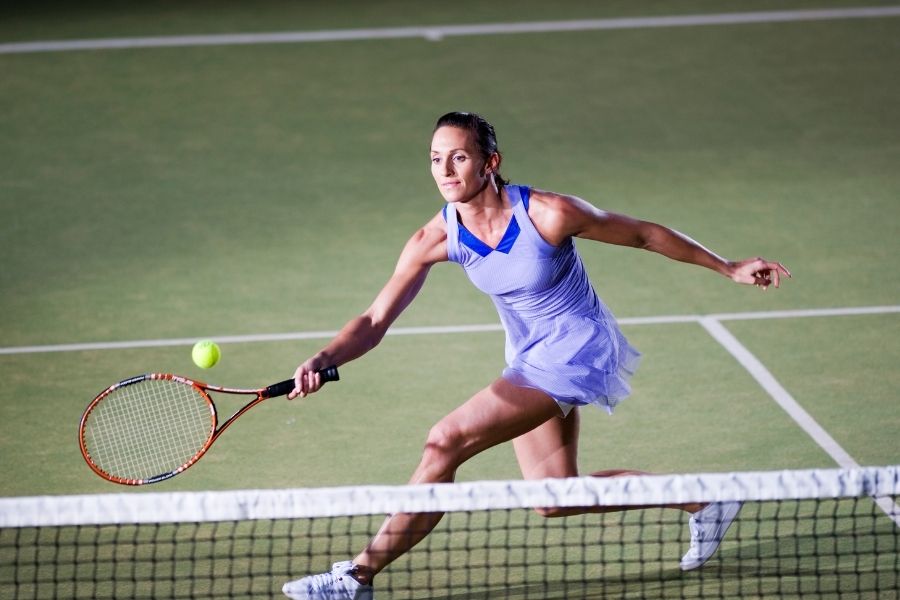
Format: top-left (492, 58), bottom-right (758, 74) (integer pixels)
top-left (264, 366), bottom-right (340, 398)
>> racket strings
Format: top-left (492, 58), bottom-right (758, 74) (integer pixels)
top-left (84, 379), bottom-right (214, 480)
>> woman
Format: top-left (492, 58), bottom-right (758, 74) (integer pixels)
top-left (282, 112), bottom-right (789, 600)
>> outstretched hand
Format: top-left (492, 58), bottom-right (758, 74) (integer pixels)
top-left (729, 258), bottom-right (791, 290)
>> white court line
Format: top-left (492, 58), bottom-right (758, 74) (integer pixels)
top-left (711, 304), bottom-right (900, 321)
top-left (699, 317), bottom-right (900, 526)
top-left (0, 305), bottom-right (897, 355)
top-left (1, 7), bottom-right (899, 54)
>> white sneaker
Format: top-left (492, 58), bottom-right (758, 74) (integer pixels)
top-left (680, 501), bottom-right (743, 571)
top-left (282, 561), bottom-right (374, 600)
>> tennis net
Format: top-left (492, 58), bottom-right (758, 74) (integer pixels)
top-left (1, 466), bottom-right (898, 599)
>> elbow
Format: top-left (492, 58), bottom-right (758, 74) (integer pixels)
top-left (634, 233), bottom-right (654, 252)
top-left (636, 222), bottom-right (669, 252)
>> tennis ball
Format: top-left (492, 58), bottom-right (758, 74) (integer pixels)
top-left (191, 340), bottom-right (220, 369)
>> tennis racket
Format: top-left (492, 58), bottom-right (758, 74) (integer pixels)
top-left (79, 367), bottom-right (339, 486)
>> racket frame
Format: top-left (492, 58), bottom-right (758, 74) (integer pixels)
top-left (79, 369), bottom-right (337, 485)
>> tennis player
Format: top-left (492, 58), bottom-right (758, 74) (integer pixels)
top-left (282, 112), bottom-right (790, 600)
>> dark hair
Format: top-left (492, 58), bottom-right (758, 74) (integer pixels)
top-left (433, 111), bottom-right (509, 186)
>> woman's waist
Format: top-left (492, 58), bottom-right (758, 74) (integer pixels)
top-left (492, 289), bottom-right (602, 323)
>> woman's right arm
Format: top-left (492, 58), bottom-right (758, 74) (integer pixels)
top-left (289, 214), bottom-right (448, 399)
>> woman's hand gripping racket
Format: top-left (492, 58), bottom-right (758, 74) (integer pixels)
top-left (79, 367), bottom-right (339, 485)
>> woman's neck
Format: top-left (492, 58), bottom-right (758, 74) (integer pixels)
top-left (454, 183), bottom-right (512, 246)
top-left (456, 179), bottom-right (505, 219)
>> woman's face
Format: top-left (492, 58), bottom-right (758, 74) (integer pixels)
top-left (430, 126), bottom-right (493, 204)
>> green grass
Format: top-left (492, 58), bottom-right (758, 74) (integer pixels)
top-left (1, 1), bottom-right (897, 493)
top-left (3, 7), bottom-right (899, 347)
top-left (0, 2), bottom-right (898, 598)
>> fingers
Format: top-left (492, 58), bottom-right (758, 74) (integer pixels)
top-left (753, 258), bottom-right (791, 289)
top-left (288, 365), bottom-right (322, 400)
top-left (761, 260), bottom-right (791, 289)
top-left (737, 258), bottom-right (790, 290)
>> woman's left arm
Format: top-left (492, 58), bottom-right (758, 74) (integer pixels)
top-left (531, 191), bottom-right (791, 289)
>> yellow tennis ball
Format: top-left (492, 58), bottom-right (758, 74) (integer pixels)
top-left (191, 340), bottom-right (220, 369)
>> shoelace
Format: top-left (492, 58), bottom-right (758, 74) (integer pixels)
top-left (304, 570), bottom-right (342, 594)
top-left (687, 517), bottom-right (703, 553)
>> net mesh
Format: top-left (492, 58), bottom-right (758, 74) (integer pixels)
top-left (2, 467), bottom-right (898, 599)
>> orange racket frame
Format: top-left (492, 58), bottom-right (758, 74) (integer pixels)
top-left (79, 368), bottom-right (339, 485)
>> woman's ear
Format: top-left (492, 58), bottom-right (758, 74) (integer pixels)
top-left (484, 152), bottom-right (501, 175)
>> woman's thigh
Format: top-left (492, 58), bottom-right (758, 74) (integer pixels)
top-left (426, 377), bottom-right (562, 468)
top-left (513, 407), bottom-right (581, 480)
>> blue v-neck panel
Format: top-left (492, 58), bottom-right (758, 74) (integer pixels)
top-left (458, 216), bottom-right (520, 256)
top-left (441, 200), bottom-right (522, 257)
top-left (494, 217), bottom-right (520, 254)
top-left (458, 225), bottom-right (494, 257)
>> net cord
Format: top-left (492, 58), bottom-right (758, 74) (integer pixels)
top-left (2, 465), bottom-right (897, 528)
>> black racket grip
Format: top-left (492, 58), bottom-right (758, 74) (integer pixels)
top-left (264, 366), bottom-right (340, 398)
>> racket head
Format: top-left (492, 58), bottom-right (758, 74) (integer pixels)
top-left (79, 374), bottom-right (217, 485)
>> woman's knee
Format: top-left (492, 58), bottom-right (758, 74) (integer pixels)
top-left (417, 423), bottom-right (467, 480)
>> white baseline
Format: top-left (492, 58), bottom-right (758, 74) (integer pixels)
top-left (1, 7), bottom-right (899, 54)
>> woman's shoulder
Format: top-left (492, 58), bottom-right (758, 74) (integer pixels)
top-left (523, 188), bottom-right (586, 240)
top-left (401, 211), bottom-right (449, 265)
top-left (528, 188), bottom-right (578, 220)
top-left (419, 205), bottom-right (449, 233)
top-left (526, 187), bottom-right (579, 211)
